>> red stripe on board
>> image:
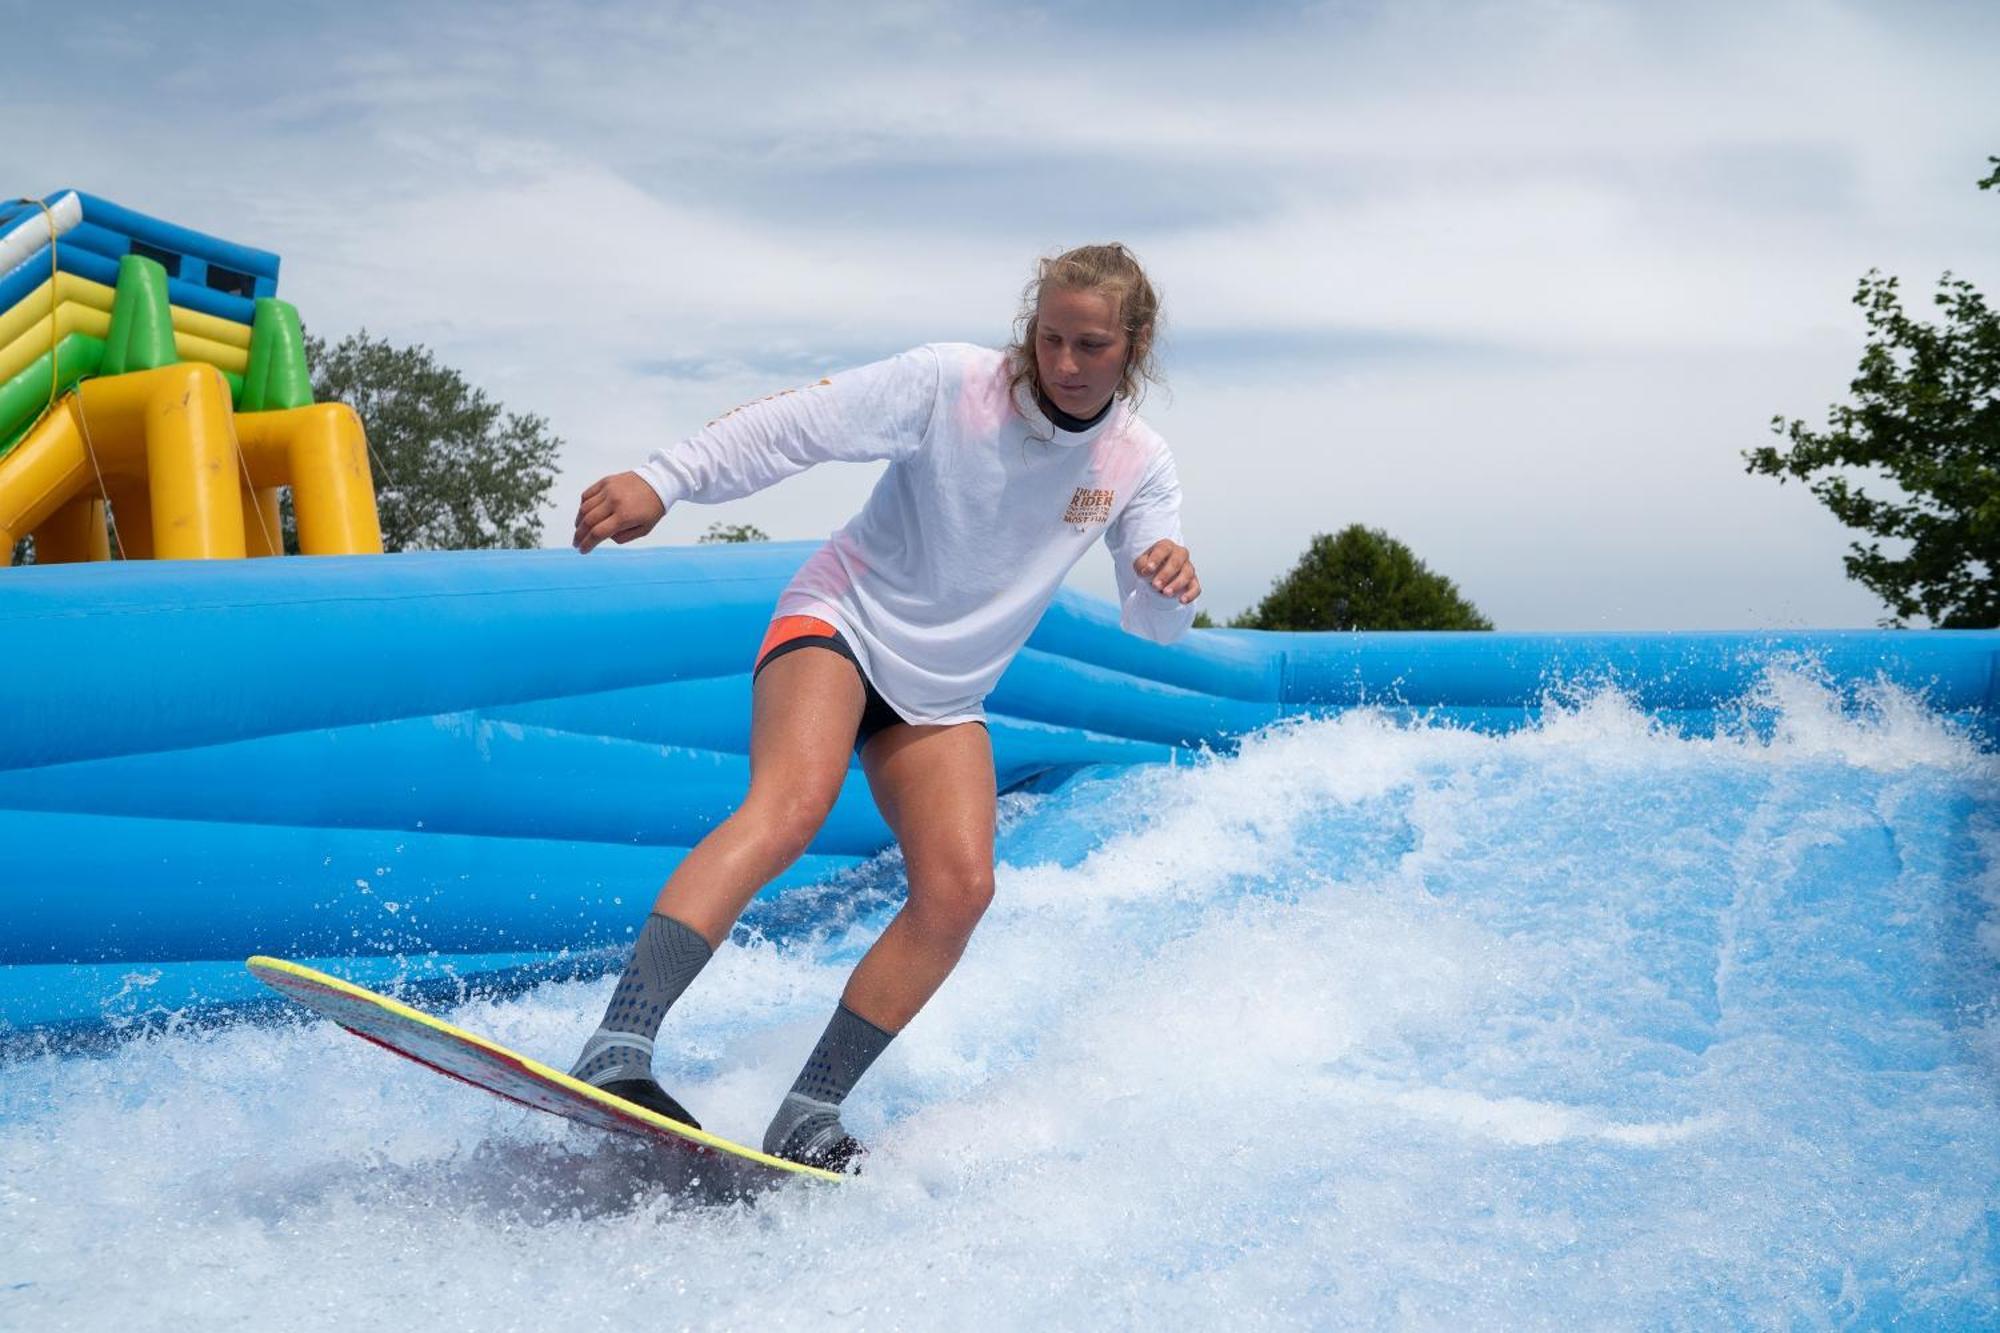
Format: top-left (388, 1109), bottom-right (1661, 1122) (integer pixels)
top-left (338, 1026), bottom-right (716, 1162)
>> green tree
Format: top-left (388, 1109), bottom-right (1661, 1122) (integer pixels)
top-left (1745, 158), bottom-right (1999, 628)
top-left (297, 331), bottom-right (562, 553)
top-left (698, 521), bottom-right (769, 543)
top-left (1229, 524), bottom-right (1492, 631)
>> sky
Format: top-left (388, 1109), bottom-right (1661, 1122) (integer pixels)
top-left (4, 0), bottom-right (1995, 628)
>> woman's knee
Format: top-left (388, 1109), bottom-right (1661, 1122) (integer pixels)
top-left (737, 783), bottom-right (842, 861)
top-left (909, 865), bottom-right (995, 940)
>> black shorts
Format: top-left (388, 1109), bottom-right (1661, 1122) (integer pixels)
top-left (752, 621), bottom-right (912, 754)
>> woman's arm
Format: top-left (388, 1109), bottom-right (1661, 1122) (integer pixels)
top-left (1105, 448), bottom-right (1201, 644)
top-left (575, 347), bottom-right (939, 552)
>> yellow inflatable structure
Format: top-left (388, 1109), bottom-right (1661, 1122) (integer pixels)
top-left (0, 195), bottom-right (381, 565)
top-left (0, 364), bottom-right (379, 561)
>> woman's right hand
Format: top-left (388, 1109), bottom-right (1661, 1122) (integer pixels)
top-left (573, 472), bottom-right (667, 553)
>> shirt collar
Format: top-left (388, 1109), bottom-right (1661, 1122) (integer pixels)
top-left (1014, 380), bottom-right (1122, 447)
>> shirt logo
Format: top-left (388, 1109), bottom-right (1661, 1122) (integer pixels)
top-left (1063, 486), bottom-right (1114, 529)
top-left (705, 378), bottom-right (833, 428)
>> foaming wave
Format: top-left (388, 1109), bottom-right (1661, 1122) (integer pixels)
top-left (2, 672), bottom-right (1995, 1327)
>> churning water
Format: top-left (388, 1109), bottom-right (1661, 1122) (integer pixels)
top-left (4, 671), bottom-right (1997, 1328)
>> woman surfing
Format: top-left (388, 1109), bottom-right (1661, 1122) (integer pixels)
top-left (568, 244), bottom-right (1201, 1171)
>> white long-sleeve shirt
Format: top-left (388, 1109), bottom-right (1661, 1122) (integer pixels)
top-left (638, 343), bottom-right (1197, 726)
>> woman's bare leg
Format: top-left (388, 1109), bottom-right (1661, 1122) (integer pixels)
top-left (843, 721), bottom-right (998, 1030)
top-left (653, 646), bottom-right (867, 945)
top-left (763, 720), bottom-right (996, 1168)
top-left (572, 646), bottom-right (864, 1114)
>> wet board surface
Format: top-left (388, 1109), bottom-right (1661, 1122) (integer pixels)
top-left (246, 955), bottom-right (840, 1186)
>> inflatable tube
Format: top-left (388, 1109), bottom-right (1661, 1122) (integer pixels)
top-left (0, 336), bottom-right (249, 457)
top-left (3, 192), bottom-right (279, 299)
top-left (1, 808), bottom-right (864, 968)
top-left (1275, 629), bottom-right (1999, 711)
top-left (0, 190), bottom-right (80, 276)
top-left (60, 191), bottom-right (280, 284)
top-left (0, 272), bottom-right (251, 351)
top-left (0, 298), bottom-right (247, 384)
top-left (0, 241), bottom-right (258, 325)
top-left (2, 541), bottom-right (1995, 1032)
top-left (0, 332), bottom-right (102, 449)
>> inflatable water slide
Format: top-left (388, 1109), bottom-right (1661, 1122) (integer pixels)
top-left (3, 191), bottom-right (1997, 1042)
top-left (0, 191), bottom-right (378, 562)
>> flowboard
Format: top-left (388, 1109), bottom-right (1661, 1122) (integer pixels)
top-left (246, 955), bottom-right (841, 1185)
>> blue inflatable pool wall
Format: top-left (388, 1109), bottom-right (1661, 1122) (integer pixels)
top-left (4, 542), bottom-right (1996, 1032)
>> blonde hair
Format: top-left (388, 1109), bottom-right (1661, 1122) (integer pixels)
top-left (1007, 243), bottom-right (1163, 409)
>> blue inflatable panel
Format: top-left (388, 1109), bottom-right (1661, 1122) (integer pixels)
top-left (2, 191), bottom-right (279, 296)
top-left (1277, 629), bottom-right (2000, 710)
top-left (0, 949), bottom-right (618, 1036)
top-left (0, 547), bottom-right (783, 770)
top-left (481, 682), bottom-right (1177, 792)
top-left (0, 806), bottom-right (864, 967)
top-left (988, 647), bottom-right (1280, 748)
top-left (64, 191), bottom-right (280, 279)
top-left (2, 541), bottom-right (1996, 1031)
top-left (36, 220), bottom-right (133, 265)
top-left (1025, 592), bottom-right (1281, 701)
top-left (0, 714), bottom-right (893, 856)
top-left (0, 239), bottom-right (259, 325)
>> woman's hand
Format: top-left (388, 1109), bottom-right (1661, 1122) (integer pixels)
top-left (573, 472), bottom-right (667, 553)
top-left (1135, 539), bottom-right (1200, 604)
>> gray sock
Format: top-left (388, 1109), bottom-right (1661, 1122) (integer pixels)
top-left (570, 913), bottom-right (712, 1087)
top-left (762, 1003), bottom-right (895, 1160)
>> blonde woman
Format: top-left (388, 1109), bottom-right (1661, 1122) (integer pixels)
top-left (570, 244), bottom-right (1202, 1170)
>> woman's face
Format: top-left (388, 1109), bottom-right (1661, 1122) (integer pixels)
top-left (1035, 286), bottom-right (1129, 419)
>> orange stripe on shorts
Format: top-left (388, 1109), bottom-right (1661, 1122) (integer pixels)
top-left (755, 614), bottom-right (838, 664)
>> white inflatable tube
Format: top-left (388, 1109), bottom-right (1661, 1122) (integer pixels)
top-left (0, 191), bottom-right (84, 280)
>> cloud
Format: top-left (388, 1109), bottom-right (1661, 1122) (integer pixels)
top-left (6, 0), bottom-right (1993, 626)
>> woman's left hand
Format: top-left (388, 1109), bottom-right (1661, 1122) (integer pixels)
top-left (1135, 540), bottom-right (1201, 604)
